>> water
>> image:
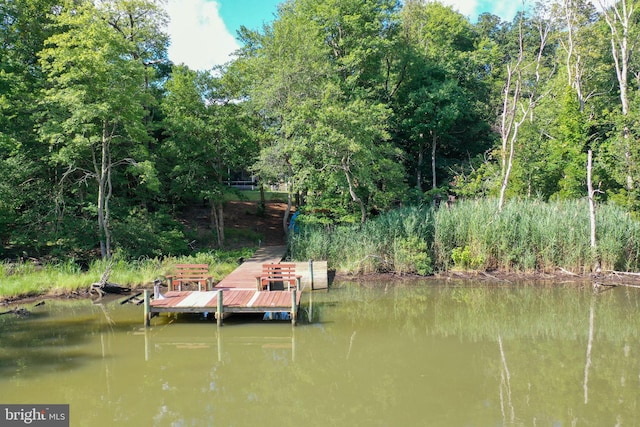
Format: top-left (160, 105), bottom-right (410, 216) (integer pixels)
top-left (1, 281), bottom-right (639, 426)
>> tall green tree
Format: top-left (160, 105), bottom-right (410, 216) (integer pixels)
top-left (0, 0), bottom-right (60, 254)
top-left (239, 0), bottom-right (406, 224)
top-left (38, 0), bottom-right (166, 259)
top-left (394, 1), bottom-right (489, 195)
top-left (161, 65), bottom-right (256, 247)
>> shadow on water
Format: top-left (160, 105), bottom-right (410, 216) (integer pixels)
top-left (0, 300), bottom-right (142, 378)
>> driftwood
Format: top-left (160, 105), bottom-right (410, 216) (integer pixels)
top-left (603, 270), bottom-right (640, 277)
top-left (558, 267), bottom-right (580, 276)
top-left (90, 264), bottom-right (131, 298)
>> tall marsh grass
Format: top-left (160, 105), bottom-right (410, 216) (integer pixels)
top-left (290, 206), bottom-right (435, 275)
top-left (290, 199), bottom-right (640, 274)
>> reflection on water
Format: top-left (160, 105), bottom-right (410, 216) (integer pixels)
top-left (0, 281), bottom-right (639, 426)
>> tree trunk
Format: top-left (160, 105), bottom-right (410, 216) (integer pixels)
top-left (416, 149), bottom-right (423, 192)
top-left (97, 120), bottom-right (112, 259)
top-left (210, 200), bottom-right (224, 248)
top-left (342, 157), bottom-right (366, 223)
top-left (587, 149), bottom-right (600, 271)
top-left (600, 0), bottom-right (634, 190)
top-left (283, 164), bottom-right (293, 236)
top-left (283, 189), bottom-right (292, 237)
top-left (497, 14), bottom-right (548, 212)
top-left (431, 130), bottom-right (437, 190)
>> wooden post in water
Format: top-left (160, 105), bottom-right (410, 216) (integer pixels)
top-left (308, 259), bottom-right (314, 290)
top-left (216, 290), bottom-right (223, 327)
top-left (291, 289), bottom-right (297, 326)
top-left (143, 289), bottom-right (151, 327)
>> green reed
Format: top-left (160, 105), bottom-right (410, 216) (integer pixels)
top-left (434, 198), bottom-right (640, 273)
top-left (290, 206), bottom-right (435, 274)
top-left (291, 198), bottom-right (640, 274)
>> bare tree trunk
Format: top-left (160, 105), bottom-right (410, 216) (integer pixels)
top-left (416, 149), bottom-right (423, 192)
top-left (342, 157), bottom-right (366, 223)
top-left (587, 150), bottom-right (597, 249)
top-left (431, 130), bottom-right (437, 190)
top-left (599, 0), bottom-right (634, 190)
top-left (498, 12), bottom-right (549, 212)
top-left (97, 120), bottom-right (112, 259)
top-left (497, 19), bottom-right (525, 213)
top-left (283, 190), bottom-right (292, 237)
top-left (283, 164), bottom-right (293, 236)
top-left (587, 150), bottom-right (601, 271)
top-left (210, 201), bottom-right (224, 248)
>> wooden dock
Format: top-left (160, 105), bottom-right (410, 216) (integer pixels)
top-left (144, 246), bottom-right (327, 326)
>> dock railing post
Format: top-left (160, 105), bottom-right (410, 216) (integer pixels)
top-left (216, 290), bottom-right (223, 327)
top-left (291, 289), bottom-right (297, 326)
top-left (143, 289), bottom-right (151, 327)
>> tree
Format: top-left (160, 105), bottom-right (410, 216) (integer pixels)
top-left (0, 0), bottom-right (61, 254)
top-left (238, 0), bottom-right (406, 224)
top-left (497, 9), bottom-right (553, 211)
top-left (39, 0), bottom-right (166, 258)
top-left (161, 65), bottom-right (256, 246)
top-left (597, 0), bottom-right (640, 206)
top-left (394, 1), bottom-right (485, 194)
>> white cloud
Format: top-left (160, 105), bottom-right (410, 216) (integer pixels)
top-left (166, 0), bottom-right (239, 71)
top-left (441, 0), bottom-right (477, 18)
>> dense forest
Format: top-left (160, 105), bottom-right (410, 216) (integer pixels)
top-left (1, 0), bottom-right (639, 264)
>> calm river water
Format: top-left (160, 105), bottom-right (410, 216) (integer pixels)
top-left (1, 280), bottom-right (639, 426)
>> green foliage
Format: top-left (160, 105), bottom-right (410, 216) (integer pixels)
top-left (451, 246), bottom-right (485, 270)
top-left (110, 208), bottom-right (188, 259)
top-left (6, 0), bottom-right (640, 272)
top-left (394, 235), bottom-right (432, 276)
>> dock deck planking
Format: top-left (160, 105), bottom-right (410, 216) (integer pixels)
top-left (145, 245), bottom-right (322, 326)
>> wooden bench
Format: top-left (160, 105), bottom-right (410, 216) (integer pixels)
top-left (256, 263), bottom-right (301, 291)
top-left (167, 264), bottom-right (213, 291)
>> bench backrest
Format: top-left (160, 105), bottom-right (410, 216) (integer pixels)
top-left (173, 264), bottom-right (210, 279)
top-left (261, 263), bottom-right (296, 278)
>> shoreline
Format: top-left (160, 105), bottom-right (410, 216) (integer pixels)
top-left (5, 268), bottom-right (639, 307)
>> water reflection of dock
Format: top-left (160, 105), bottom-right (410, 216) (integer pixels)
top-left (141, 329), bottom-right (297, 362)
top-left (144, 246), bottom-right (327, 326)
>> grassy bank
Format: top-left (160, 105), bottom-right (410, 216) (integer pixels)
top-left (290, 198), bottom-right (640, 275)
top-left (0, 248), bottom-right (254, 300)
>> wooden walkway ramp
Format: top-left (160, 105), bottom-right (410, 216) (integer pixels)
top-left (216, 245), bottom-right (328, 291)
top-left (144, 246), bottom-right (327, 326)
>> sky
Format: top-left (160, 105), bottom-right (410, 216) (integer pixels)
top-left (165, 0), bottom-right (524, 71)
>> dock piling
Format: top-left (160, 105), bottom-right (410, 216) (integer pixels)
top-left (291, 289), bottom-right (297, 326)
top-left (216, 290), bottom-right (223, 327)
top-left (143, 289), bottom-right (151, 327)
